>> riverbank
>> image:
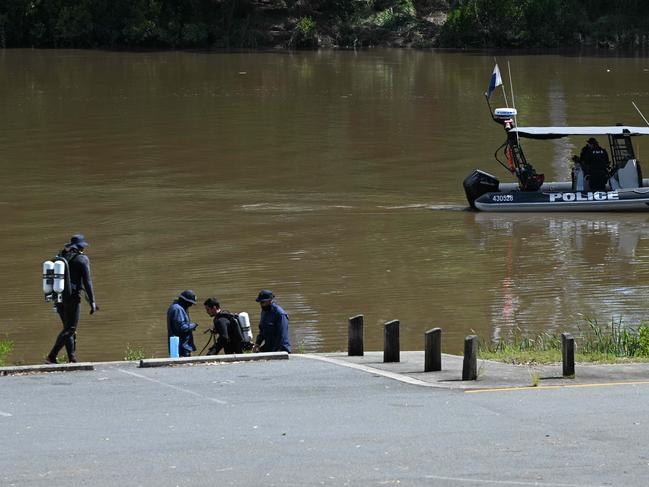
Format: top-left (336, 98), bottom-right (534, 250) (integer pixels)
top-left (4, 1), bottom-right (649, 50)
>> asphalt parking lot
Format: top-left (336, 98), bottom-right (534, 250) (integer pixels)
top-left (2, 354), bottom-right (649, 486)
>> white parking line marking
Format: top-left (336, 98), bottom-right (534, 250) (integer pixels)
top-left (0, 410), bottom-right (12, 417)
top-left (118, 369), bottom-right (227, 405)
top-left (301, 354), bottom-right (436, 387)
top-left (425, 475), bottom-right (596, 486)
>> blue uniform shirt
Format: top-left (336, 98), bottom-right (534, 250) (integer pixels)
top-left (255, 302), bottom-right (291, 353)
top-left (167, 302), bottom-right (196, 354)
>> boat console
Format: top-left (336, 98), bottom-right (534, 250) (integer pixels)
top-left (609, 159), bottom-right (643, 190)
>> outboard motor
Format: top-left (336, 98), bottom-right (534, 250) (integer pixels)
top-left (463, 169), bottom-right (499, 209)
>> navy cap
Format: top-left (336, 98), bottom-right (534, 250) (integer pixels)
top-left (69, 234), bottom-right (89, 249)
top-left (255, 289), bottom-right (274, 302)
top-left (178, 290), bottom-right (197, 304)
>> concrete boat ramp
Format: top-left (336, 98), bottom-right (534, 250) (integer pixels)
top-left (2, 352), bottom-right (649, 486)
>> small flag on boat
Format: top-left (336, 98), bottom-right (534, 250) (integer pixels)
top-left (487, 64), bottom-right (502, 99)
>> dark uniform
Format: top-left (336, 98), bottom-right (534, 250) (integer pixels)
top-left (167, 290), bottom-right (198, 357)
top-left (47, 234), bottom-right (97, 363)
top-left (208, 313), bottom-right (244, 355)
top-left (254, 290), bottom-right (291, 353)
top-left (580, 138), bottom-right (610, 191)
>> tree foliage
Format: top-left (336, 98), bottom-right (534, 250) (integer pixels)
top-left (439, 0), bottom-right (649, 48)
top-left (2, 0), bottom-right (649, 49)
top-left (0, 0), bottom-right (263, 48)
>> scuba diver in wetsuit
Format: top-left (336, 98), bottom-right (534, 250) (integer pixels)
top-left (46, 234), bottom-right (98, 363)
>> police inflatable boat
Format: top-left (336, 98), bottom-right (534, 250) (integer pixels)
top-left (464, 108), bottom-right (649, 212)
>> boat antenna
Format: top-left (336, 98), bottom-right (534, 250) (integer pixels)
top-left (632, 101), bottom-right (649, 126)
top-left (507, 60), bottom-right (520, 144)
top-left (508, 61), bottom-right (516, 113)
top-left (485, 94), bottom-right (494, 120)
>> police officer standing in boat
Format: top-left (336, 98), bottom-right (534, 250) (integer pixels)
top-left (252, 289), bottom-right (291, 353)
top-left (579, 137), bottom-right (611, 191)
top-left (46, 234), bottom-right (98, 364)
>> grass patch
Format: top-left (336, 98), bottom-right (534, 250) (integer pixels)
top-left (295, 339), bottom-right (306, 354)
top-left (479, 318), bottom-right (649, 365)
top-left (124, 344), bottom-right (147, 361)
top-left (0, 340), bottom-right (13, 366)
top-left (529, 371), bottom-right (541, 387)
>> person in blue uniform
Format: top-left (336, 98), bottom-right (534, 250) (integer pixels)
top-left (252, 289), bottom-right (291, 353)
top-left (167, 290), bottom-right (198, 357)
top-left (46, 234), bottom-right (98, 364)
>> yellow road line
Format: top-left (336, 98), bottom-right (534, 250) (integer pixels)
top-left (466, 380), bottom-right (649, 393)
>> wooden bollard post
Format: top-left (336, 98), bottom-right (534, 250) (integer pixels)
top-left (424, 328), bottom-right (442, 372)
top-left (462, 335), bottom-right (478, 381)
top-left (562, 333), bottom-right (575, 377)
top-left (348, 315), bottom-right (364, 356)
top-left (383, 320), bottom-right (400, 363)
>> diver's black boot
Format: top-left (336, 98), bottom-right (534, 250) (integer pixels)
top-left (65, 335), bottom-right (77, 363)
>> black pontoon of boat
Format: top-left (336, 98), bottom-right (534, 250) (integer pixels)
top-left (464, 109), bottom-right (649, 212)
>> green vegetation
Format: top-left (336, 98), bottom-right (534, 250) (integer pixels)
top-left (1, 1), bottom-right (648, 49)
top-left (439, 0), bottom-right (649, 49)
top-left (0, 340), bottom-right (13, 366)
top-left (50, 355), bottom-right (69, 364)
top-left (0, 0), bottom-right (434, 48)
top-left (289, 16), bottom-right (317, 48)
top-left (529, 371), bottom-right (540, 387)
top-left (124, 343), bottom-right (147, 361)
top-left (480, 318), bottom-right (649, 365)
top-left (0, 0), bottom-right (445, 49)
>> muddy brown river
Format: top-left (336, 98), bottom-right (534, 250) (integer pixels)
top-left (2, 48), bottom-right (649, 364)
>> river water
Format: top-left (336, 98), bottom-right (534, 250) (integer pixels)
top-left (2, 48), bottom-right (649, 364)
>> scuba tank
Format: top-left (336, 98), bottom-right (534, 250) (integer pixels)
top-left (237, 312), bottom-right (253, 343)
top-left (42, 261), bottom-right (54, 297)
top-left (42, 254), bottom-right (70, 304)
top-left (53, 260), bottom-right (66, 298)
